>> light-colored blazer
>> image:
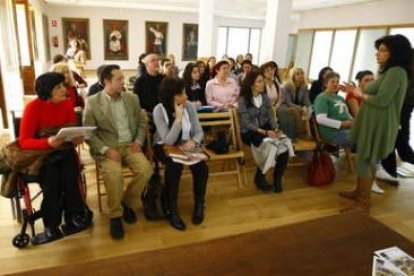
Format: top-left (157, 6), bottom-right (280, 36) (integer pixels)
top-left (83, 90), bottom-right (147, 156)
top-left (281, 84), bottom-right (311, 108)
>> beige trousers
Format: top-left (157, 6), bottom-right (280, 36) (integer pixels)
top-left (100, 145), bottom-right (153, 218)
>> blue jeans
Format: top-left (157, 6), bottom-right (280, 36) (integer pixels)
top-left (330, 129), bottom-right (354, 147)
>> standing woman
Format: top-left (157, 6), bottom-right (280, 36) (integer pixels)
top-left (340, 34), bottom-right (413, 212)
top-left (50, 62), bottom-right (84, 110)
top-left (239, 71), bottom-right (292, 193)
top-left (183, 62), bottom-right (207, 106)
top-left (152, 78), bottom-right (208, 230)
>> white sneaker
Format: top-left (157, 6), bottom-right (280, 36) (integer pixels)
top-left (398, 162), bottom-right (414, 176)
top-left (371, 180), bottom-right (384, 194)
top-left (375, 169), bottom-right (399, 182)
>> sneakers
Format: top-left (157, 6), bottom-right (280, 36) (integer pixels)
top-left (375, 168), bottom-right (399, 183)
top-left (371, 180), bottom-right (384, 194)
top-left (110, 217), bottom-right (124, 240)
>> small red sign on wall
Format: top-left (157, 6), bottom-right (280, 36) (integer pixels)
top-left (52, 19), bottom-right (58, 27)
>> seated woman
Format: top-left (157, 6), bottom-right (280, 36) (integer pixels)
top-left (280, 67), bottom-right (311, 139)
top-left (346, 70), bottom-right (374, 117)
top-left (309, 66), bottom-right (333, 104)
top-left (238, 59), bottom-right (253, 85)
top-left (183, 62), bottom-right (207, 107)
top-left (50, 62), bottom-right (84, 110)
top-left (19, 72), bottom-right (92, 245)
top-left (205, 60), bottom-right (240, 110)
top-left (239, 71), bottom-right (293, 193)
top-left (314, 72), bottom-right (354, 147)
top-left (152, 78), bottom-right (208, 231)
top-left (260, 61), bottom-right (282, 108)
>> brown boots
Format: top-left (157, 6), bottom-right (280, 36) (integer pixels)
top-left (339, 177), bottom-right (373, 213)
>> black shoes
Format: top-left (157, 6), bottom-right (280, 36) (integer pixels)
top-left (169, 212), bottom-right (186, 231)
top-left (254, 169), bottom-right (272, 191)
top-left (273, 182), bottom-right (283, 193)
top-left (122, 202), bottom-right (137, 224)
top-left (110, 217), bottom-right (124, 240)
top-left (32, 227), bottom-right (63, 245)
top-left (192, 202), bottom-right (205, 225)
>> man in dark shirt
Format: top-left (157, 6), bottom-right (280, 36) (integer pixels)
top-left (133, 53), bottom-right (164, 112)
top-left (87, 65), bottom-right (107, 96)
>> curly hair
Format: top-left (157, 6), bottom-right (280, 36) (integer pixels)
top-left (375, 34), bottom-right (413, 77)
top-left (35, 72), bottom-right (65, 101)
top-left (183, 62), bottom-right (199, 90)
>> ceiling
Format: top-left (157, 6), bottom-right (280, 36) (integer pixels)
top-left (43, 0), bottom-right (380, 19)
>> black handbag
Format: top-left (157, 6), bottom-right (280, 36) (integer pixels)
top-left (206, 131), bottom-right (230, 154)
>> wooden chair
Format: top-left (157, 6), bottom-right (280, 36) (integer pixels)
top-left (309, 113), bottom-right (354, 172)
top-left (198, 109), bottom-right (246, 189)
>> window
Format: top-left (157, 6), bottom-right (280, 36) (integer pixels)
top-left (352, 29), bottom-right (386, 79)
top-left (216, 26), bottom-right (261, 64)
top-left (294, 30), bottom-right (313, 74)
top-left (285, 34), bottom-right (297, 67)
top-left (389, 27), bottom-right (414, 46)
top-left (308, 31), bottom-right (333, 80)
top-left (330, 30), bottom-right (357, 81)
top-left (16, 4), bottom-right (30, 66)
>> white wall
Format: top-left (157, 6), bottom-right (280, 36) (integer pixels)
top-left (297, 0), bottom-right (414, 31)
top-left (45, 4), bottom-right (198, 70)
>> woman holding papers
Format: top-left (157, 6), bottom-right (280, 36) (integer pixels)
top-left (239, 71), bottom-right (292, 193)
top-left (152, 78), bottom-right (208, 231)
top-left (19, 72), bottom-right (92, 245)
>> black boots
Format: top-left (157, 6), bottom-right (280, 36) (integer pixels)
top-left (165, 176), bottom-right (186, 231)
top-left (254, 169), bottom-right (272, 191)
top-left (32, 227), bottom-right (63, 245)
top-left (273, 152), bottom-right (289, 193)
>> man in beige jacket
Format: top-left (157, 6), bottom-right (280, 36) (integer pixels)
top-left (83, 64), bottom-right (153, 240)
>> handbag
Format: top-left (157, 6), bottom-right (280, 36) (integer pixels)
top-left (307, 148), bottom-right (336, 186)
top-left (206, 130), bottom-right (230, 154)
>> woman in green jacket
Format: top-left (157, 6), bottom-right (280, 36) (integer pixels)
top-left (340, 34), bottom-right (412, 212)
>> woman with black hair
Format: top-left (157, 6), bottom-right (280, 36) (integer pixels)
top-left (19, 72), bottom-right (92, 245)
top-left (309, 66), bottom-right (333, 104)
top-left (238, 71), bottom-right (293, 193)
top-left (152, 78), bottom-right (208, 231)
top-left (340, 34), bottom-right (413, 212)
top-left (346, 70), bottom-right (374, 117)
top-left (183, 62), bottom-right (207, 106)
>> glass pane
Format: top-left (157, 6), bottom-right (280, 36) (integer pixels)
top-left (389, 27), bottom-right (414, 46)
top-left (285, 34), bottom-right (297, 67)
top-left (227, 27), bottom-right (249, 59)
top-left (294, 31), bottom-right (313, 77)
top-left (309, 30), bottom-right (333, 80)
top-left (352, 28), bottom-right (387, 79)
top-left (216, 27), bottom-right (227, 59)
top-left (16, 4), bottom-right (30, 66)
top-left (249, 28), bottom-right (261, 64)
top-left (330, 30), bottom-right (357, 81)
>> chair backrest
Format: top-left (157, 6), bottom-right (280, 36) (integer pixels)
top-left (231, 108), bottom-right (244, 150)
top-left (197, 109), bottom-right (240, 151)
top-left (10, 111), bottom-right (22, 139)
top-left (309, 112), bottom-right (323, 143)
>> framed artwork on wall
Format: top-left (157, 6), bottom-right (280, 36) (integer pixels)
top-left (103, 19), bottom-right (128, 60)
top-left (145, 21), bottom-right (168, 57)
top-left (61, 17), bottom-right (90, 59)
top-left (182, 23), bottom-right (198, 61)
top-left (42, 14), bottom-right (51, 61)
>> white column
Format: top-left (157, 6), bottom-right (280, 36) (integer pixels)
top-left (259, 0), bottom-right (292, 66)
top-left (198, 0), bottom-right (214, 57)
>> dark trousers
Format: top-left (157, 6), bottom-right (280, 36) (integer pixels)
top-left (39, 149), bottom-right (84, 229)
top-left (153, 145), bottom-right (208, 207)
top-left (382, 104), bottom-right (414, 177)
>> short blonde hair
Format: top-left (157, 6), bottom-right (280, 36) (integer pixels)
top-left (49, 62), bottom-right (75, 87)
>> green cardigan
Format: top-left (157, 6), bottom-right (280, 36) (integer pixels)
top-left (350, 66), bottom-right (408, 163)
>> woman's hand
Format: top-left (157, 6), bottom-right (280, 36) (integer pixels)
top-left (339, 81), bottom-right (356, 93)
top-left (71, 136), bottom-right (84, 146)
top-left (47, 135), bottom-right (65, 148)
top-left (182, 140), bottom-right (196, 151)
top-left (341, 119), bottom-right (353, 129)
top-left (174, 103), bottom-right (184, 122)
top-left (267, 130), bottom-right (278, 138)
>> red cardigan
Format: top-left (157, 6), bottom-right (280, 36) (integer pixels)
top-left (19, 98), bottom-right (76, 150)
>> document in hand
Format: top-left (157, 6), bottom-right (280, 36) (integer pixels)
top-left (56, 126), bottom-right (97, 141)
top-left (164, 145), bottom-right (208, 165)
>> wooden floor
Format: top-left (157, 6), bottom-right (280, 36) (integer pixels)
top-left (1, 130), bottom-right (414, 275)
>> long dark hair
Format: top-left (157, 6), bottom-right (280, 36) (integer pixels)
top-left (240, 70), bottom-right (263, 107)
top-left (159, 77), bottom-right (186, 116)
top-left (183, 62), bottom-right (198, 90)
top-left (375, 34), bottom-right (413, 77)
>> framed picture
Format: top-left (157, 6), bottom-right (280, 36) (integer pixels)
top-left (61, 17), bottom-right (90, 59)
top-left (182, 24), bottom-right (198, 61)
top-left (42, 14), bottom-right (51, 61)
top-left (103, 19), bottom-right (128, 60)
top-left (145, 21), bottom-right (168, 57)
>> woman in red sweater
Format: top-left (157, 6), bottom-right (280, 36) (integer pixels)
top-left (19, 72), bottom-right (91, 245)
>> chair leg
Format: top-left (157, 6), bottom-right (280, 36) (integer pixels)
top-left (235, 160), bottom-right (242, 189)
